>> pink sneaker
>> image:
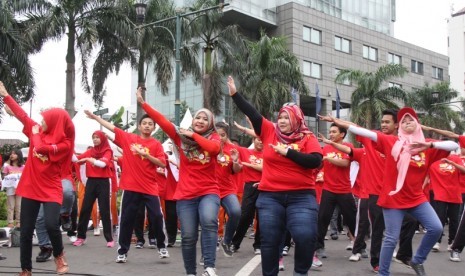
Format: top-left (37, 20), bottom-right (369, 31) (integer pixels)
top-left (279, 257), bottom-right (285, 271)
top-left (312, 255), bottom-right (323, 267)
top-left (72, 238), bottom-right (85, 246)
top-left (107, 241), bottom-right (115, 248)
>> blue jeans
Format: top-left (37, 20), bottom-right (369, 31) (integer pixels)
top-left (36, 179), bottom-right (75, 247)
top-left (256, 191), bottom-right (319, 276)
top-left (378, 202), bottom-right (442, 276)
top-left (220, 194), bottom-right (241, 245)
top-left (176, 194), bottom-right (220, 275)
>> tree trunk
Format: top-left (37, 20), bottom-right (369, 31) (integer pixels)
top-left (65, 24), bottom-right (76, 118)
top-left (136, 53), bottom-right (146, 126)
top-left (202, 46), bottom-right (213, 110)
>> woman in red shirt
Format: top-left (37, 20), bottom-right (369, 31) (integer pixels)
top-left (72, 131), bottom-right (115, 248)
top-left (331, 107), bottom-right (458, 276)
top-left (0, 81), bottom-right (73, 276)
top-left (136, 89), bottom-right (221, 276)
top-left (228, 77), bottom-right (323, 276)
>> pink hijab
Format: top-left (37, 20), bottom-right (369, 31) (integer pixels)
top-left (390, 107), bottom-right (425, 195)
top-left (275, 103), bottom-right (312, 144)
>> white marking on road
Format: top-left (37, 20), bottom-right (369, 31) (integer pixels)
top-left (235, 255), bottom-right (261, 276)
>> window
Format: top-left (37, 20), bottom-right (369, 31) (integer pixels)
top-left (387, 53), bottom-right (401, 65)
top-left (411, 60), bottom-right (423, 74)
top-left (334, 36), bottom-right (351, 53)
top-left (335, 68), bottom-right (351, 85)
top-left (303, 26), bottom-right (322, 45)
top-left (303, 61), bottom-right (322, 79)
top-left (388, 82), bottom-right (402, 88)
top-left (363, 45), bottom-right (378, 61)
top-left (432, 66), bottom-right (443, 80)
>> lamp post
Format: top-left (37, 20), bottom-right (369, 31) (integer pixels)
top-left (134, 1), bottom-right (229, 125)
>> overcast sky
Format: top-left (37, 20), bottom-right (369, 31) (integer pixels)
top-left (1, 0), bottom-right (464, 140)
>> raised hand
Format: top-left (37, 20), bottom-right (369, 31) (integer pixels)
top-left (136, 87), bottom-right (145, 104)
top-left (84, 110), bottom-right (98, 120)
top-left (227, 76), bottom-right (236, 96)
top-left (318, 133), bottom-right (331, 144)
top-left (179, 128), bottom-right (194, 137)
top-left (0, 81), bottom-right (9, 97)
top-left (318, 114), bottom-right (334, 122)
top-left (230, 148), bottom-right (239, 162)
top-left (32, 125), bottom-right (40, 134)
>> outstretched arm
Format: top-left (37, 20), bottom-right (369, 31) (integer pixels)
top-left (234, 120), bottom-right (257, 138)
top-left (442, 158), bottom-right (465, 173)
top-left (421, 125), bottom-right (459, 139)
top-left (84, 110), bottom-right (115, 132)
top-left (0, 81), bottom-right (34, 127)
top-left (318, 133), bottom-right (352, 155)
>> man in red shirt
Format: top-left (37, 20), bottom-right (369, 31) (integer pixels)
top-left (85, 111), bottom-right (169, 263)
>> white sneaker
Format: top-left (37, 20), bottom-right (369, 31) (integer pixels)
top-left (202, 267), bottom-right (217, 276)
top-left (115, 254), bottom-right (127, 263)
top-left (450, 250), bottom-right (461, 262)
top-left (346, 241), bottom-right (354, 251)
top-left (432, 242), bottom-right (440, 252)
top-left (69, 236), bottom-right (77, 243)
top-left (349, 253), bottom-right (361, 262)
top-left (448, 243), bottom-right (453, 252)
top-left (254, 248), bottom-right (261, 255)
top-left (94, 227), bottom-right (101, 236)
top-left (158, 248), bottom-right (170, 259)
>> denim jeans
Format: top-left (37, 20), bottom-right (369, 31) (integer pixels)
top-left (176, 194), bottom-right (220, 275)
top-left (256, 191), bottom-right (319, 276)
top-left (220, 194), bottom-right (241, 245)
top-left (378, 202), bottom-right (442, 276)
top-left (36, 179), bottom-right (75, 247)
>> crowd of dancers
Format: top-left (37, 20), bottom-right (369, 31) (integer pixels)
top-left (1, 76), bottom-right (465, 276)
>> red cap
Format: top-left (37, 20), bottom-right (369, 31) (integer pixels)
top-left (397, 107), bottom-right (418, 122)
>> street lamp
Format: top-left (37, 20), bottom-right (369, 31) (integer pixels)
top-left (134, 2), bottom-right (147, 24)
top-left (431, 100), bottom-right (465, 112)
top-left (431, 91), bottom-right (439, 99)
top-left (135, 1), bottom-right (229, 126)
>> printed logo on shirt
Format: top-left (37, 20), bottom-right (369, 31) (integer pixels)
top-left (326, 152), bottom-right (343, 159)
top-left (217, 153), bottom-right (231, 167)
top-left (192, 150), bottom-right (211, 165)
top-left (276, 142), bottom-right (300, 152)
top-left (131, 143), bottom-right (150, 160)
top-left (249, 155), bottom-right (262, 165)
top-left (439, 162), bottom-right (455, 174)
top-left (33, 149), bottom-right (49, 163)
top-left (410, 152), bottom-right (426, 167)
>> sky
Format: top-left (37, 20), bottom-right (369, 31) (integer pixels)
top-left (1, 0), bottom-right (464, 141)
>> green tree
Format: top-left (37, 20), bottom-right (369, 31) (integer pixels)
top-left (335, 63), bottom-right (408, 129)
top-left (188, 0), bottom-right (246, 115)
top-left (0, 1), bottom-right (35, 120)
top-left (14, 0), bottom-right (134, 117)
top-left (406, 82), bottom-right (465, 137)
top-left (225, 31), bottom-right (309, 119)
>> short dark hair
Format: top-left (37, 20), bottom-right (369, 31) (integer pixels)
top-left (215, 122), bottom-right (229, 134)
top-left (138, 114), bottom-right (154, 125)
top-left (382, 109), bottom-right (398, 123)
top-left (330, 123), bottom-right (347, 138)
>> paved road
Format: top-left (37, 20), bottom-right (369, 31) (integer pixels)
top-left (0, 228), bottom-right (462, 275)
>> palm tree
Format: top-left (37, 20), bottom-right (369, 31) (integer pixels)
top-left (406, 82), bottom-right (465, 136)
top-left (14, 0), bottom-right (134, 117)
top-left (187, 0), bottom-right (246, 115)
top-left (335, 63), bottom-right (408, 129)
top-left (224, 31), bottom-right (309, 119)
top-left (0, 1), bottom-right (35, 118)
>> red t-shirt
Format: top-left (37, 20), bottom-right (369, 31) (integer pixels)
top-left (351, 148), bottom-right (369, 199)
top-left (322, 142), bottom-right (353, 194)
top-left (77, 150), bottom-right (112, 178)
top-left (215, 142), bottom-right (238, 198)
top-left (236, 146), bottom-right (263, 182)
top-left (315, 169), bottom-right (324, 204)
top-left (164, 154), bottom-right (178, 201)
top-left (114, 128), bottom-right (165, 196)
top-left (429, 156), bottom-right (463, 204)
top-left (376, 133), bottom-right (450, 208)
top-left (356, 135), bottom-right (386, 195)
top-left (142, 103), bottom-right (221, 200)
top-left (258, 119), bottom-right (322, 192)
top-left (156, 167), bottom-right (167, 199)
top-left (5, 96), bottom-right (71, 204)
top-left (458, 136), bottom-right (465, 194)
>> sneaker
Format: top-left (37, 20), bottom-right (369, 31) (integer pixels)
top-left (372, 265), bottom-right (379, 273)
top-left (116, 254), bottom-right (127, 263)
top-left (231, 244), bottom-right (238, 253)
top-left (324, 235), bottom-right (329, 240)
top-left (199, 255), bottom-right (204, 265)
top-left (346, 241), bottom-right (354, 251)
top-left (447, 244), bottom-right (453, 252)
top-left (167, 241), bottom-right (175, 247)
top-left (36, 247), bottom-right (52, 262)
top-left (349, 253), bottom-right (361, 262)
top-left (220, 242), bottom-right (234, 257)
top-left (394, 257), bottom-right (412, 268)
top-left (340, 230), bottom-right (346, 235)
top-left (312, 255), bottom-right (323, 267)
top-left (316, 248), bottom-right (327, 258)
top-left (135, 241), bottom-right (144, 249)
top-left (148, 239), bottom-right (156, 249)
top-left (254, 248), bottom-right (261, 255)
top-left (249, 232), bottom-right (255, 239)
top-left (278, 257), bottom-right (285, 271)
top-left (330, 233), bottom-right (339, 240)
top-left (17, 269), bottom-right (32, 276)
top-left (60, 215), bottom-right (71, 232)
top-left (409, 261), bottom-right (426, 276)
top-left (158, 248), bottom-right (170, 258)
top-left (450, 250), bottom-right (461, 262)
top-left (361, 249), bottom-right (369, 258)
top-left (107, 241), bottom-right (115, 248)
top-left (54, 252), bottom-right (69, 275)
top-left (202, 267), bottom-right (217, 276)
top-left (94, 227), bottom-right (101, 236)
top-left (69, 236), bottom-right (77, 243)
top-left (415, 230), bottom-right (420, 234)
top-left (72, 238), bottom-right (85, 247)
top-left (282, 245), bottom-right (290, 256)
top-left (432, 242), bottom-right (440, 252)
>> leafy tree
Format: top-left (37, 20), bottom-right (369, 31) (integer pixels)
top-left (224, 31), bottom-right (309, 119)
top-left (406, 82), bottom-right (465, 137)
top-left (14, 0), bottom-right (134, 117)
top-left (335, 63), bottom-right (408, 129)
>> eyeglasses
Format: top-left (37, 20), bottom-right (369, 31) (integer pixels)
top-left (282, 102), bottom-right (297, 107)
